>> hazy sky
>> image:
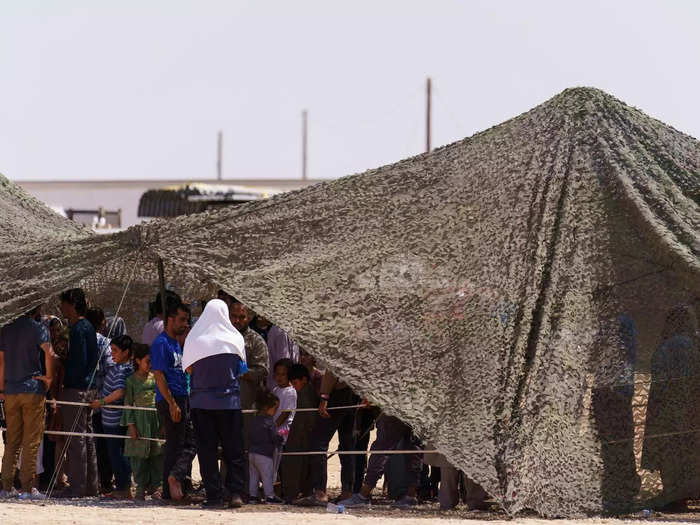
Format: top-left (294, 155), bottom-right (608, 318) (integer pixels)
top-left (2, 1), bottom-right (699, 181)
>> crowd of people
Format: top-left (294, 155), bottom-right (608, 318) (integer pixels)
top-left (0, 287), bottom-right (488, 510)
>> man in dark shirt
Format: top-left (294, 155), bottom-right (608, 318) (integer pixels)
top-left (0, 305), bottom-right (54, 499)
top-left (151, 300), bottom-right (196, 501)
top-left (56, 288), bottom-right (100, 497)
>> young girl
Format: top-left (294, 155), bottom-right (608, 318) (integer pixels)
top-left (249, 391), bottom-right (284, 503)
top-left (121, 343), bottom-right (164, 500)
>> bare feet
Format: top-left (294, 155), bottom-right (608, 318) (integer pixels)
top-left (168, 475), bottom-right (183, 501)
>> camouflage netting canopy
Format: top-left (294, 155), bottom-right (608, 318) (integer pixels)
top-left (1, 87), bottom-right (698, 516)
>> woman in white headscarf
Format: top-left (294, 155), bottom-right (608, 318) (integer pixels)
top-left (183, 298), bottom-right (247, 508)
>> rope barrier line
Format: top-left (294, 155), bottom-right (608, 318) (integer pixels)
top-left (603, 427), bottom-right (700, 445)
top-left (0, 426), bottom-right (436, 454)
top-left (0, 428), bottom-right (163, 443)
top-left (281, 449), bottom-right (439, 456)
top-left (47, 400), bottom-right (368, 414)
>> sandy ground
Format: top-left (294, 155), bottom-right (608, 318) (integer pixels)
top-left (0, 433), bottom-right (696, 524)
top-left (0, 500), bottom-right (685, 525)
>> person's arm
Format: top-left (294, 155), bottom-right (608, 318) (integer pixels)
top-left (153, 370), bottom-right (181, 423)
top-left (121, 380), bottom-right (140, 439)
top-left (34, 342), bottom-right (56, 392)
top-left (270, 418), bottom-right (285, 446)
top-left (276, 389), bottom-right (297, 428)
top-left (0, 350), bottom-right (5, 401)
top-left (75, 324), bottom-right (89, 380)
top-left (91, 387), bottom-right (125, 408)
top-left (91, 365), bottom-right (128, 408)
top-left (150, 340), bottom-right (182, 423)
top-left (242, 335), bottom-right (269, 384)
top-left (318, 370), bottom-right (338, 418)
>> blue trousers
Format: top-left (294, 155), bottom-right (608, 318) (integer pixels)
top-left (103, 424), bottom-right (132, 491)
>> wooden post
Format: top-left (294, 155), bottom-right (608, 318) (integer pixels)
top-left (302, 110), bottom-right (308, 180)
top-left (157, 258), bottom-right (167, 326)
top-left (217, 131), bottom-right (223, 181)
top-left (426, 77), bottom-right (432, 153)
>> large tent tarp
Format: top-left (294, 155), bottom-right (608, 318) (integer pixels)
top-left (1, 87), bottom-right (698, 516)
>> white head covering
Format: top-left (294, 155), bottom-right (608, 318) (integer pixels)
top-left (182, 298), bottom-right (246, 370)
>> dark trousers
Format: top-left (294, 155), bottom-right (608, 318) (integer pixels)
top-left (157, 396), bottom-right (197, 499)
top-left (93, 414), bottom-right (113, 492)
top-left (191, 408), bottom-right (245, 502)
top-left (353, 407), bottom-right (376, 493)
top-left (309, 388), bottom-right (357, 493)
top-left (60, 388), bottom-right (99, 496)
top-left (365, 415), bottom-right (421, 489)
top-left (103, 424), bottom-right (132, 491)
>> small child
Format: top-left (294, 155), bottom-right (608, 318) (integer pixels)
top-left (249, 391), bottom-right (284, 503)
top-left (121, 343), bottom-right (164, 500)
top-left (271, 359), bottom-right (297, 475)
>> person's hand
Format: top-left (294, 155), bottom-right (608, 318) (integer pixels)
top-left (169, 400), bottom-right (182, 423)
top-left (360, 397), bottom-right (370, 408)
top-left (90, 399), bottom-right (102, 409)
top-left (50, 399), bottom-right (58, 415)
top-left (319, 399), bottom-right (330, 418)
top-left (33, 375), bottom-right (52, 390)
top-left (128, 425), bottom-right (140, 440)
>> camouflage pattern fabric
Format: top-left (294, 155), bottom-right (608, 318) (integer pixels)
top-left (0, 87), bottom-right (698, 516)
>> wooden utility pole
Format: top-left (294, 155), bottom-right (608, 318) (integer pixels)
top-left (157, 258), bottom-right (167, 326)
top-left (426, 77), bottom-right (432, 153)
top-left (301, 110), bottom-right (308, 180)
top-left (217, 130), bottom-right (223, 180)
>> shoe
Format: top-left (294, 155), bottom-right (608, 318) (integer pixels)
top-left (229, 493), bottom-right (243, 508)
top-left (103, 488), bottom-right (133, 500)
top-left (466, 500), bottom-right (492, 511)
top-left (19, 488), bottom-right (47, 501)
top-left (266, 496), bottom-right (283, 504)
top-left (339, 493), bottom-right (370, 509)
top-left (294, 494), bottom-right (328, 507)
top-left (248, 496), bottom-right (260, 504)
top-left (51, 489), bottom-right (81, 499)
top-left (168, 475), bottom-right (183, 501)
top-left (202, 499), bottom-right (227, 509)
top-left (333, 491), bottom-right (352, 503)
top-left (0, 488), bottom-right (19, 499)
top-left (134, 490), bottom-right (146, 501)
top-left (391, 495), bottom-right (418, 509)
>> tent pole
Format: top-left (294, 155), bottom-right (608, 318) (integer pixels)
top-left (426, 76), bottom-right (432, 153)
top-left (157, 257), bottom-right (167, 323)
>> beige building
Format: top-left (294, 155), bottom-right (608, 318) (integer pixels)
top-left (16, 178), bottom-right (326, 229)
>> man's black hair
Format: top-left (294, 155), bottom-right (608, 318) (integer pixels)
top-left (255, 389), bottom-right (280, 412)
top-left (153, 290), bottom-right (182, 316)
top-left (288, 363), bottom-right (310, 382)
top-left (273, 358), bottom-right (294, 373)
top-left (165, 300), bottom-right (181, 319)
top-left (59, 288), bottom-right (87, 315)
top-left (85, 307), bottom-right (105, 332)
top-left (111, 334), bottom-right (134, 356)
